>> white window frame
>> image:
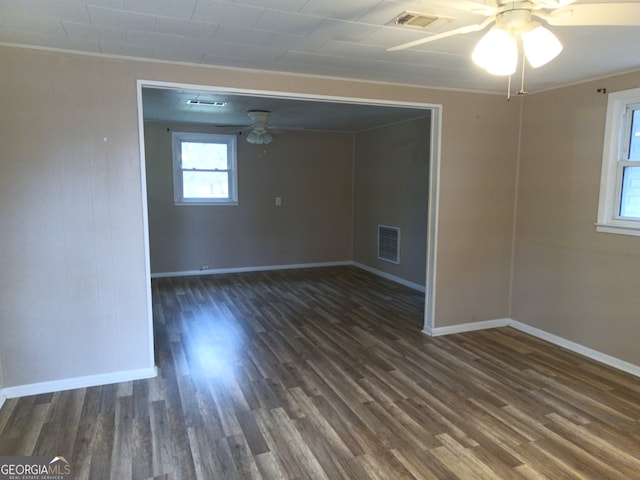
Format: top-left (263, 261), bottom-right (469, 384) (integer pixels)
top-left (172, 131), bottom-right (238, 206)
top-left (596, 87), bottom-right (640, 236)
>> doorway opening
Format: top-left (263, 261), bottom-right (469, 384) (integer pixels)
top-left (136, 80), bottom-right (441, 332)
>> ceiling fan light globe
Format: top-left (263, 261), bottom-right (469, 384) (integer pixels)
top-left (246, 130), bottom-right (273, 144)
top-left (472, 27), bottom-right (518, 76)
top-left (522, 24), bottom-right (563, 68)
top-left (246, 131), bottom-right (259, 144)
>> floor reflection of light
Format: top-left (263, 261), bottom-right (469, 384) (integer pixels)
top-left (185, 311), bottom-right (244, 382)
top-left (190, 340), bottom-right (239, 380)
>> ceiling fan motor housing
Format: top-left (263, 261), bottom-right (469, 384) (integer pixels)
top-left (248, 110), bottom-right (270, 125)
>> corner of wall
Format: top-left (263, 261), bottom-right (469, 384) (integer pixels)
top-left (0, 355), bottom-right (5, 411)
top-left (507, 96), bottom-right (526, 319)
top-left (424, 317), bottom-right (640, 379)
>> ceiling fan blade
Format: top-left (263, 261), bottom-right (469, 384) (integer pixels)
top-left (544, 3), bottom-right (640, 26)
top-left (429, 0), bottom-right (498, 15)
top-left (387, 17), bottom-right (494, 51)
top-left (531, 0), bottom-right (578, 9)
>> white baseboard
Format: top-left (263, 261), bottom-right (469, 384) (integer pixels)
top-left (0, 366), bottom-right (157, 399)
top-left (352, 262), bottom-right (426, 293)
top-left (423, 318), bottom-right (510, 337)
top-left (0, 393), bottom-right (6, 411)
top-left (509, 320), bottom-right (640, 378)
top-left (423, 318), bottom-right (640, 378)
top-left (152, 261), bottom-right (427, 295)
top-left (151, 261), bottom-right (351, 279)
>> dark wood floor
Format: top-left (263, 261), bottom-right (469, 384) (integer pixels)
top-left (1, 266), bottom-right (640, 479)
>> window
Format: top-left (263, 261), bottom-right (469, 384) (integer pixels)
top-left (172, 132), bottom-right (238, 205)
top-left (596, 88), bottom-right (640, 236)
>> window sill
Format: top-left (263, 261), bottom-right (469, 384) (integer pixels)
top-left (175, 201), bottom-right (239, 207)
top-left (595, 223), bottom-right (640, 237)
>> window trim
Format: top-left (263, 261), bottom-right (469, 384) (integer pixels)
top-left (596, 87), bottom-right (640, 236)
top-left (171, 131), bottom-right (238, 206)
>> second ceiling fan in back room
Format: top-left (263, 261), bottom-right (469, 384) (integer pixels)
top-left (244, 110), bottom-right (275, 145)
top-left (217, 110), bottom-right (304, 145)
top-left (216, 110), bottom-right (282, 145)
top-left (387, 1), bottom-right (640, 98)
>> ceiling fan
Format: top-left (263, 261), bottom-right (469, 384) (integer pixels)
top-left (216, 110), bottom-right (279, 144)
top-left (242, 110), bottom-right (277, 145)
top-left (388, 1), bottom-right (640, 85)
top-left (232, 110), bottom-right (305, 144)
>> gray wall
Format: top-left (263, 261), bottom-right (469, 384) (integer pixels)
top-left (434, 92), bottom-right (518, 327)
top-left (513, 71), bottom-right (640, 366)
top-left (0, 47), bottom-right (154, 389)
top-left (353, 117), bottom-right (431, 286)
top-left (145, 122), bottom-right (354, 273)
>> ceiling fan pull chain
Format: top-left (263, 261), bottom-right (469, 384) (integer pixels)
top-left (507, 74), bottom-right (512, 101)
top-left (517, 60), bottom-right (528, 97)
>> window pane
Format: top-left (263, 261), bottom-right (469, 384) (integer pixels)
top-left (620, 166), bottom-right (640, 218)
top-left (183, 171), bottom-right (229, 199)
top-left (181, 142), bottom-right (228, 170)
top-left (629, 109), bottom-right (640, 161)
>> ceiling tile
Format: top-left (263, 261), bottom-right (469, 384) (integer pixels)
top-left (0, 28), bottom-right (41, 45)
top-left (231, 44), bottom-right (286, 63)
top-left (153, 16), bottom-right (216, 38)
top-left (38, 34), bottom-right (101, 52)
top-left (123, 0), bottom-right (198, 20)
top-left (126, 29), bottom-right (183, 50)
top-left (299, 0), bottom-right (383, 21)
top-left (199, 39), bottom-right (237, 59)
top-left (213, 24), bottom-right (274, 46)
top-left (308, 19), bottom-right (379, 43)
top-left (3, 13), bottom-right (68, 38)
top-left (62, 20), bottom-right (125, 44)
top-left (253, 9), bottom-right (325, 35)
top-left (191, 1), bottom-right (263, 27)
top-left (233, 0), bottom-right (308, 11)
top-left (14, 0), bottom-right (91, 24)
top-left (266, 32), bottom-right (327, 52)
top-left (87, 5), bottom-right (157, 31)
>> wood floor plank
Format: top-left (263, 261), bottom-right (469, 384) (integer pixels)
top-left (10, 402), bottom-right (49, 455)
top-left (226, 433), bottom-right (263, 480)
top-left (1, 266), bottom-right (639, 479)
top-left (131, 416), bottom-right (153, 480)
top-left (110, 395), bottom-right (134, 479)
top-left (432, 433), bottom-right (513, 480)
top-left (87, 412), bottom-right (115, 480)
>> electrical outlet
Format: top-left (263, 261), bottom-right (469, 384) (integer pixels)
top-left (200, 265), bottom-right (209, 271)
top-left (275, 196), bottom-right (282, 206)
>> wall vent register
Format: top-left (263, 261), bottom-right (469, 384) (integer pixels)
top-left (378, 225), bottom-right (400, 264)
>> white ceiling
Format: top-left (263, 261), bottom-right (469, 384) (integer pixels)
top-left (2, 0), bottom-right (640, 96)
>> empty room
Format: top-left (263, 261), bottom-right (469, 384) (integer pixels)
top-left (1, 1), bottom-right (640, 479)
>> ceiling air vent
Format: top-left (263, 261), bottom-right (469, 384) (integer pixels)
top-left (378, 225), bottom-right (400, 264)
top-left (186, 99), bottom-right (227, 106)
top-left (389, 11), bottom-right (439, 29)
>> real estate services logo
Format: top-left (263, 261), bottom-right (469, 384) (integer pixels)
top-left (0, 456), bottom-right (71, 480)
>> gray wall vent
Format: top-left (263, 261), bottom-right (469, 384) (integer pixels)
top-left (377, 225), bottom-right (400, 264)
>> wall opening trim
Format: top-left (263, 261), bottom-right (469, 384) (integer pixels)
top-left (136, 79), bottom-right (442, 332)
